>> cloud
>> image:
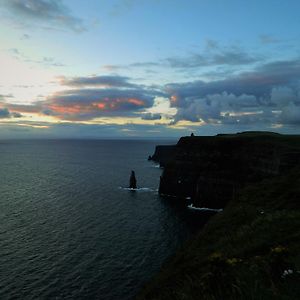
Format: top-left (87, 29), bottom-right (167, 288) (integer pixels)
top-left (102, 61), bottom-right (160, 72)
top-left (0, 120), bottom-right (190, 139)
top-left (166, 48), bottom-right (261, 68)
top-left (42, 75), bottom-right (162, 120)
top-left (1, 102), bottom-right (42, 114)
top-left (41, 56), bottom-right (65, 67)
top-left (2, 115), bottom-right (300, 139)
top-left (166, 57), bottom-right (300, 126)
top-left (3, 75), bottom-right (163, 121)
top-left (170, 92), bottom-right (261, 124)
top-left (3, 56), bottom-right (300, 133)
top-left (110, 0), bottom-right (159, 17)
top-left (141, 113), bottom-right (162, 120)
top-left (174, 40), bottom-right (263, 69)
top-left (11, 112), bottom-right (22, 118)
top-left (0, 107), bottom-right (23, 118)
top-left (280, 103), bottom-right (300, 124)
top-left (60, 75), bottom-right (138, 88)
top-left (0, 0), bottom-right (85, 32)
top-left (102, 65), bottom-right (125, 72)
top-left (0, 94), bottom-right (14, 103)
top-left (0, 108), bottom-right (10, 118)
top-left (166, 58), bottom-right (300, 103)
top-left (8, 47), bottom-right (65, 67)
top-left (21, 33), bottom-right (30, 39)
top-left (4, 89), bottom-right (156, 121)
top-left (259, 34), bottom-right (280, 45)
top-left (101, 42), bottom-right (262, 72)
top-left (43, 88), bottom-right (157, 120)
top-left (130, 62), bottom-right (161, 68)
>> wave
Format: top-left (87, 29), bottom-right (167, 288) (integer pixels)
top-left (118, 187), bottom-right (158, 192)
top-left (151, 164), bottom-right (161, 168)
top-left (187, 204), bottom-right (223, 212)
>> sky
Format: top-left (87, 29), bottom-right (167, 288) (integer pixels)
top-left (0, 0), bottom-right (300, 138)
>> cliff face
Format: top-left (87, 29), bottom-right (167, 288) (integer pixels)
top-left (137, 166), bottom-right (300, 300)
top-left (137, 132), bottom-right (300, 300)
top-left (156, 132), bottom-right (300, 208)
top-left (150, 145), bottom-right (176, 167)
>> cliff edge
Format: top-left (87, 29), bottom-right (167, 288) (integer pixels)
top-left (157, 132), bottom-right (300, 208)
top-left (137, 132), bottom-right (300, 299)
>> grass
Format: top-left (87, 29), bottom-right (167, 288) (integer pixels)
top-left (137, 167), bottom-right (300, 300)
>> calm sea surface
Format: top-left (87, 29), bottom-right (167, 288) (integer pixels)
top-left (0, 140), bottom-right (211, 300)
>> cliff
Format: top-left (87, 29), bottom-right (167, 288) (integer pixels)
top-left (157, 132), bottom-right (300, 208)
top-left (150, 145), bottom-right (176, 167)
top-left (137, 132), bottom-right (300, 300)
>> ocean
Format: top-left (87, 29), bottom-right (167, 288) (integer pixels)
top-left (0, 140), bottom-right (211, 300)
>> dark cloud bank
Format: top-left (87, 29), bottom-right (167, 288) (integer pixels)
top-left (0, 108), bottom-right (22, 118)
top-left (3, 75), bottom-right (162, 121)
top-left (166, 58), bottom-right (300, 127)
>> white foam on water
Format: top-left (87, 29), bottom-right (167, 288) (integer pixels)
top-left (187, 204), bottom-right (223, 212)
top-left (118, 187), bottom-right (156, 192)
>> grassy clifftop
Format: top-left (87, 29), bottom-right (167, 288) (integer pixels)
top-left (138, 134), bottom-right (300, 300)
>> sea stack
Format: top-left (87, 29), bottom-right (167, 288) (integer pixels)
top-left (129, 170), bottom-right (137, 189)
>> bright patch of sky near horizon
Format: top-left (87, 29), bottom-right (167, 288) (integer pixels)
top-left (0, 0), bottom-right (300, 138)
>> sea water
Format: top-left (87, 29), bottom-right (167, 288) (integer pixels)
top-left (0, 140), bottom-right (211, 300)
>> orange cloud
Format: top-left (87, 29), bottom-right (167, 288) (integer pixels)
top-left (170, 95), bottom-right (178, 104)
top-left (48, 104), bottom-right (82, 114)
top-left (128, 98), bottom-right (144, 106)
top-left (94, 102), bottom-right (106, 109)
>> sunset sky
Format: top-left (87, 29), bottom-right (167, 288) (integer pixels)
top-left (1, 0), bottom-right (300, 138)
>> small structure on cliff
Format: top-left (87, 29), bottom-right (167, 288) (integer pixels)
top-left (129, 170), bottom-right (137, 189)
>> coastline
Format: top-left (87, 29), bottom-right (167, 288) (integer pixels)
top-left (138, 132), bottom-right (300, 299)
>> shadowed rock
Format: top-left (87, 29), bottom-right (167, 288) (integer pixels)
top-left (129, 170), bottom-right (137, 189)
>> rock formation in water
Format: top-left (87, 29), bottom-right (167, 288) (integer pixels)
top-left (129, 170), bottom-right (137, 189)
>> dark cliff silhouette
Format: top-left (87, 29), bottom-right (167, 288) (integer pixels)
top-left (139, 131), bottom-right (300, 300)
top-left (149, 145), bottom-right (176, 167)
top-left (153, 131), bottom-right (300, 208)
